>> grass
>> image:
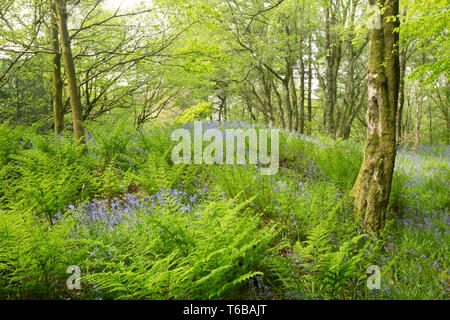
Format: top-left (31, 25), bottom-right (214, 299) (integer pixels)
top-left (0, 121), bottom-right (448, 300)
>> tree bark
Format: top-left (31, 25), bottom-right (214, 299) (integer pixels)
top-left (324, 2), bottom-right (343, 136)
top-left (290, 68), bottom-right (299, 132)
top-left (272, 79), bottom-right (286, 129)
top-left (324, 4), bottom-right (334, 135)
top-left (396, 44), bottom-right (407, 145)
top-left (54, 0), bottom-right (85, 144)
top-left (48, 0), bottom-right (64, 135)
top-left (307, 35), bottom-right (313, 134)
top-left (428, 102), bottom-right (432, 145)
top-left (412, 83), bottom-right (422, 152)
top-left (350, 0), bottom-right (400, 234)
top-left (258, 69), bottom-right (275, 127)
top-left (299, 38), bottom-right (305, 134)
top-left (282, 71), bottom-right (293, 131)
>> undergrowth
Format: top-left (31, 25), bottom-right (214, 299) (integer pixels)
top-left (0, 121), bottom-right (448, 300)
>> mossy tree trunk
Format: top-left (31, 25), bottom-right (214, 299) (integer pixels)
top-left (54, 0), bottom-right (85, 145)
top-left (48, 0), bottom-right (64, 135)
top-left (350, 0), bottom-right (400, 233)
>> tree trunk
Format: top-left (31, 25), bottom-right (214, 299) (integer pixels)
top-left (272, 79), bottom-right (286, 129)
top-left (412, 84), bottom-right (422, 152)
top-left (244, 100), bottom-right (257, 122)
top-left (54, 0), bottom-right (85, 144)
top-left (428, 103), bottom-right (432, 145)
top-left (290, 69), bottom-right (299, 132)
top-left (351, 0), bottom-right (400, 234)
top-left (48, 0), bottom-right (64, 135)
top-left (299, 39), bottom-right (305, 134)
top-left (283, 74), bottom-right (293, 131)
top-left (259, 70), bottom-right (275, 127)
top-left (324, 4), bottom-right (334, 135)
top-left (307, 36), bottom-right (313, 135)
top-left (324, 3), bottom-right (342, 136)
top-left (446, 112), bottom-right (450, 145)
top-left (396, 44), bottom-right (407, 145)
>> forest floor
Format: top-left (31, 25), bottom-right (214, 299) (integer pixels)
top-left (0, 121), bottom-right (448, 300)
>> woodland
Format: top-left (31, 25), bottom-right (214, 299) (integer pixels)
top-left (0, 0), bottom-right (448, 300)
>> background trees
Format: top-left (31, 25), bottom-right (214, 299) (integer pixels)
top-left (0, 0), bottom-right (447, 144)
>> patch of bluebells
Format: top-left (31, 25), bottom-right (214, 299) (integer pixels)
top-left (171, 121), bottom-right (331, 180)
top-left (279, 147), bottom-right (326, 180)
top-left (53, 193), bottom-right (148, 231)
top-left (392, 147), bottom-right (450, 252)
top-left (283, 129), bottom-right (362, 153)
top-left (92, 283), bottom-right (103, 300)
top-left (248, 275), bottom-right (273, 299)
top-left (304, 162), bottom-right (326, 180)
top-left (273, 179), bottom-right (290, 193)
top-left (175, 121), bottom-right (270, 158)
top-left (284, 130), bottom-right (326, 149)
top-left (281, 253), bottom-right (314, 300)
top-left (384, 242), bottom-right (397, 255)
top-left (54, 188), bottom-right (206, 232)
top-left (286, 253), bottom-right (312, 278)
top-left (179, 120), bottom-right (267, 132)
top-left (369, 285), bottom-right (400, 299)
top-left (86, 132), bottom-right (95, 146)
top-left (395, 204), bottom-right (449, 244)
top-left (285, 291), bottom-right (308, 300)
top-left (395, 145), bottom-right (450, 189)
